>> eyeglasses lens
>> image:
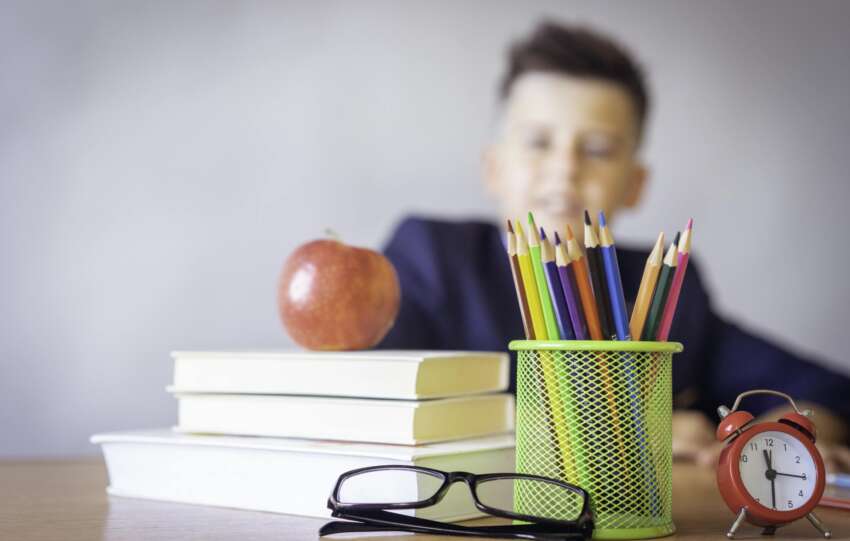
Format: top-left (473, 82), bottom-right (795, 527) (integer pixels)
top-left (338, 468), bottom-right (445, 507)
top-left (476, 476), bottom-right (584, 521)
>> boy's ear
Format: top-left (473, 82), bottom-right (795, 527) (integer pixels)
top-left (623, 161), bottom-right (648, 208)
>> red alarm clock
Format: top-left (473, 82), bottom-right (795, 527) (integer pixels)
top-left (716, 389), bottom-right (831, 539)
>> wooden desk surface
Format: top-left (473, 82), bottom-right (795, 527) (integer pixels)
top-left (0, 459), bottom-right (846, 541)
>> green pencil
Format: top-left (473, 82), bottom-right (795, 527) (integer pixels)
top-left (527, 213), bottom-right (560, 340)
top-left (642, 232), bottom-right (679, 340)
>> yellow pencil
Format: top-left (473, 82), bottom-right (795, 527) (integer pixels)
top-left (514, 221), bottom-right (548, 340)
top-left (629, 232), bottom-right (665, 340)
top-left (515, 219), bottom-right (576, 479)
top-left (527, 213), bottom-right (561, 340)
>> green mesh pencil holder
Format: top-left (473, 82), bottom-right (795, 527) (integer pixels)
top-left (509, 340), bottom-right (684, 540)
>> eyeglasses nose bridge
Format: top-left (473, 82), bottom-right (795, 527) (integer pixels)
top-left (444, 471), bottom-right (476, 486)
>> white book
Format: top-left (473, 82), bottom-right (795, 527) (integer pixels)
top-left (92, 429), bottom-right (515, 521)
top-left (170, 350), bottom-right (509, 399)
top-left (174, 392), bottom-right (515, 445)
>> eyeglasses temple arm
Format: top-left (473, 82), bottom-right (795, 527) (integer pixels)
top-left (325, 510), bottom-right (589, 539)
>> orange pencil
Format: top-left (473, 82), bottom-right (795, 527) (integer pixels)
top-left (564, 224), bottom-right (603, 341)
top-left (629, 232), bottom-right (665, 340)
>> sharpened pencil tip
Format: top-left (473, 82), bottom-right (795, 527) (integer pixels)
top-left (539, 227), bottom-right (547, 240)
top-left (686, 217), bottom-right (694, 230)
top-left (583, 209), bottom-right (592, 225)
top-left (554, 231), bottom-right (562, 245)
top-left (514, 219), bottom-right (525, 237)
top-left (566, 224), bottom-right (575, 240)
top-left (673, 231), bottom-right (681, 245)
top-left (598, 211), bottom-right (607, 227)
top-left (527, 211), bottom-right (536, 226)
top-left (506, 219), bottom-right (513, 233)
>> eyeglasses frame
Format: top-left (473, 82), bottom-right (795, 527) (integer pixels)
top-left (321, 464), bottom-right (594, 540)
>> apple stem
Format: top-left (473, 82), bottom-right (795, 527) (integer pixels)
top-left (324, 228), bottom-right (341, 242)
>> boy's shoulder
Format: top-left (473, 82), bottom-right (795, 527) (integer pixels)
top-left (385, 215), bottom-right (501, 253)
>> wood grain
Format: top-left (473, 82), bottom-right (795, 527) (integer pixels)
top-left (0, 459), bottom-right (846, 540)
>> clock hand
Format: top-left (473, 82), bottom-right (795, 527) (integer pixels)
top-left (775, 472), bottom-right (806, 479)
top-left (769, 450), bottom-right (776, 509)
top-left (771, 475), bottom-right (776, 509)
top-left (763, 449), bottom-right (772, 469)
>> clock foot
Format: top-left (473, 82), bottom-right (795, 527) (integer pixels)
top-left (727, 508), bottom-right (747, 539)
top-left (806, 512), bottom-right (831, 538)
top-left (761, 526), bottom-right (776, 536)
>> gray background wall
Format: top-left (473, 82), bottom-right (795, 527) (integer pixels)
top-left (2, 0), bottom-right (849, 457)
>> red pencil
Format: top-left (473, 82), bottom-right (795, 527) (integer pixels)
top-left (656, 219), bottom-right (693, 341)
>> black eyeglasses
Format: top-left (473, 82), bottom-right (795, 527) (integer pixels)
top-left (319, 465), bottom-right (593, 540)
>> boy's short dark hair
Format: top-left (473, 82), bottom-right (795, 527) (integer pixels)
top-left (500, 21), bottom-right (650, 139)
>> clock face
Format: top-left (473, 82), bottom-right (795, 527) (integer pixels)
top-left (737, 430), bottom-right (818, 511)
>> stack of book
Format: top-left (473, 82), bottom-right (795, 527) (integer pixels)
top-left (92, 350), bottom-right (515, 520)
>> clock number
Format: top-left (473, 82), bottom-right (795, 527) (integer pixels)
top-left (764, 438), bottom-right (774, 447)
top-left (749, 442), bottom-right (757, 451)
top-left (783, 443), bottom-right (788, 452)
top-left (795, 456), bottom-right (801, 464)
top-left (741, 454), bottom-right (748, 463)
top-left (787, 500), bottom-right (793, 509)
top-left (802, 473), bottom-right (807, 480)
top-left (799, 490), bottom-right (804, 498)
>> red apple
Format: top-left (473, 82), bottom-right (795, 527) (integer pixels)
top-left (278, 239), bottom-right (401, 350)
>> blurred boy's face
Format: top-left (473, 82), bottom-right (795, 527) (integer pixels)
top-left (484, 72), bottom-right (646, 242)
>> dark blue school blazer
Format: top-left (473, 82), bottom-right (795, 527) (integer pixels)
top-left (377, 216), bottom-right (850, 422)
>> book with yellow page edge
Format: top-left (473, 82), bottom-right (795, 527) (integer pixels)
top-left (173, 391), bottom-right (515, 445)
top-left (170, 349), bottom-right (509, 399)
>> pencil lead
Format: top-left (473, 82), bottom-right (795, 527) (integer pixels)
top-left (583, 209), bottom-right (592, 225)
top-left (506, 219), bottom-right (513, 233)
top-left (554, 231), bottom-right (562, 245)
top-left (673, 231), bottom-right (681, 246)
top-left (539, 227), bottom-right (547, 241)
top-left (598, 211), bottom-right (607, 228)
top-left (686, 217), bottom-right (694, 230)
top-left (514, 219), bottom-right (525, 238)
top-left (566, 224), bottom-right (575, 240)
top-left (527, 211), bottom-right (536, 228)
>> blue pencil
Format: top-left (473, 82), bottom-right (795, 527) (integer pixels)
top-left (598, 211), bottom-right (660, 515)
top-left (598, 212), bottom-right (631, 341)
top-left (540, 229), bottom-right (574, 340)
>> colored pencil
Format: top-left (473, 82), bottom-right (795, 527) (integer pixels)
top-left (540, 229), bottom-right (575, 340)
top-left (564, 227), bottom-right (627, 470)
top-left (565, 225), bottom-right (604, 341)
top-left (554, 234), bottom-right (588, 340)
top-left (514, 221), bottom-right (548, 340)
top-left (642, 232), bottom-right (679, 340)
top-left (656, 219), bottom-right (693, 341)
top-left (506, 220), bottom-right (534, 339)
top-left (629, 232), bottom-right (665, 341)
top-left (598, 211), bottom-right (661, 513)
top-left (584, 210), bottom-right (616, 340)
top-left (519, 221), bottom-right (576, 480)
top-left (527, 213), bottom-right (561, 340)
top-left (598, 211), bottom-right (630, 341)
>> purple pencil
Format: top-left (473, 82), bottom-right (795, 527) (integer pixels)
top-left (540, 229), bottom-right (575, 340)
top-left (555, 232), bottom-right (588, 340)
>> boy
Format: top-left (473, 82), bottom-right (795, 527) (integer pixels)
top-left (378, 21), bottom-right (850, 470)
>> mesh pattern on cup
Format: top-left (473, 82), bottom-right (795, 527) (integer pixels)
top-left (515, 348), bottom-right (674, 534)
